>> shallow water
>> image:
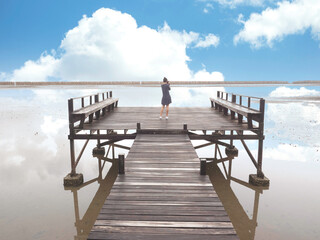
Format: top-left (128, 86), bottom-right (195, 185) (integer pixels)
top-left (0, 88), bottom-right (319, 239)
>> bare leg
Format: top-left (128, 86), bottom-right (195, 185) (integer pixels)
top-left (160, 105), bottom-right (165, 117)
top-left (166, 105), bottom-right (169, 117)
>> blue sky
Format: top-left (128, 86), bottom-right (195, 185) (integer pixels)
top-left (0, 0), bottom-right (320, 83)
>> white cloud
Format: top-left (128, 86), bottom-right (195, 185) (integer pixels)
top-left (0, 72), bottom-right (7, 81)
top-left (270, 86), bottom-right (320, 97)
top-left (269, 86), bottom-right (320, 97)
top-left (6, 8), bottom-right (221, 82)
top-left (264, 87), bottom-right (320, 162)
top-left (7, 156), bottom-right (26, 166)
top-left (234, 0), bottom-right (320, 48)
top-left (264, 143), bottom-right (320, 162)
top-left (266, 87), bottom-right (320, 150)
top-left (11, 53), bottom-right (59, 81)
top-left (41, 116), bottom-right (68, 135)
top-left (203, 3), bottom-right (214, 13)
top-left (200, 0), bottom-right (267, 8)
top-left (195, 33), bottom-right (220, 48)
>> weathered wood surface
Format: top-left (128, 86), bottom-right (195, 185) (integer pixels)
top-left (82, 107), bottom-right (249, 131)
top-left (88, 134), bottom-right (238, 240)
top-left (74, 97), bottom-right (119, 117)
top-left (209, 97), bottom-right (260, 117)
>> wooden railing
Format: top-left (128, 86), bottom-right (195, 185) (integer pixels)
top-left (211, 91), bottom-right (265, 130)
top-left (210, 91), bottom-right (266, 178)
top-left (70, 91), bottom-right (113, 112)
top-left (68, 91), bottom-right (118, 130)
top-left (217, 91), bottom-right (263, 111)
top-left (67, 91), bottom-right (118, 176)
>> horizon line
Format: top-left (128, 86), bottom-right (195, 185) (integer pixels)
top-left (1, 80), bottom-right (320, 88)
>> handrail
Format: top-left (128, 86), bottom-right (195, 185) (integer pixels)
top-left (71, 91), bottom-right (112, 100)
top-left (218, 91), bottom-right (263, 100)
top-left (69, 91), bottom-right (112, 111)
top-left (217, 91), bottom-right (263, 111)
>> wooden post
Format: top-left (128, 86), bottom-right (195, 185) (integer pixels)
top-left (223, 107), bottom-right (228, 116)
top-left (214, 144), bottom-right (217, 159)
top-left (68, 99), bottom-right (76, 176)
top-left (200, 159), bottom-right (206, 175)
top-left (183, 124), bottom-right (187, 130)
top-left (238, 114), bottom-right (243, 123)
top-left (230, 130), bottom-right (234, 147)
top-left (137, 122), bottom-right (141, 130)
top-left (97, 130), bottom-right (101, 147)
top-left (95, 94), bottom-right (99, 103)
top-left (248, 115), bottom-right (253, 129)
top-left (257, 99), bottom-right (265, 178)
top-left (95, 94), bottom-right (100, 119)
top-left (231, 94), bottom-right (236, 120)
top-left (110, 91), bottom-right (113, 98)
top-left (70, 139), bottom-right (76, 176)
top-left (81, 97), bottom-right (84, 108)
top-left (118, 154), bottom-right (125, 174)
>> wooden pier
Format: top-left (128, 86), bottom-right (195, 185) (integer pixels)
top-left (88, 134), bottom-right (237, 239)
top-left (64, 90), bottom-right (269, 239)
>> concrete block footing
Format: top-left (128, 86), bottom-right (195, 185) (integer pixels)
top-left (92, 147), bottom-right (105, 157)
top-left (63, 173), bottom-right (83, 187)
top-left (249, 174), bottom-right (270, 187)
top-left (225, 146), bottom-right (238, 157)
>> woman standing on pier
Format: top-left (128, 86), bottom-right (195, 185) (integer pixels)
top-left (159, 77), bottom-right (171, 119)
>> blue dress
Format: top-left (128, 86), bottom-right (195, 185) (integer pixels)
top-left (161, 83), bottom-right (172, 105)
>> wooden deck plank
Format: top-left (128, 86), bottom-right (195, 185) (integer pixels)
top-left (82, 107), bottom-right (250, 131)
top-left (88, 134), bottom-right (238, 240)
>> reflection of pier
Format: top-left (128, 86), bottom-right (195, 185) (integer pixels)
top-left (208, 160), bottom-right (268, 240)
top-left (65, 164), bottom-right (118, 240)
top-left (66, 153), bottom-right (267, 240)
top-left (64, 90), bottom-right (269, 239)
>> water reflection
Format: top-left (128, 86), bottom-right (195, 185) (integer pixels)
top-left (66, 149), bottom-right (267, 240)
top-left (65, 163), bottom-right (117, 240)
top-left (207, 159), bottom-right (268, 240)
top-left (1, 88), bottom-right (320, 240)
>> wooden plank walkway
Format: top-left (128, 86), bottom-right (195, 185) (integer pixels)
top-left (88, 134), bottom-right (238, 240)
top-left (82, 107), bottom-right (249, 131)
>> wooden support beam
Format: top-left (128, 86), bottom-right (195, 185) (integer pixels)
top-left (71, 134), bottom-right (137, 140)
top-left (189, 134), bottom-right (260, 140)
top-left (240, 139), bottom-right (259, 170)
top-left (75, 139), bottom-right (90, 168)
top-left (114, 143), bottom-right (131, 150)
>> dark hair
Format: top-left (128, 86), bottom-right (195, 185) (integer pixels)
top-left (163, 77), bottom-right (168, 83)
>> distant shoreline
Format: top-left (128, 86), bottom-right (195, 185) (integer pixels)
top-left (1, 80), bottom-right (320, 88)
